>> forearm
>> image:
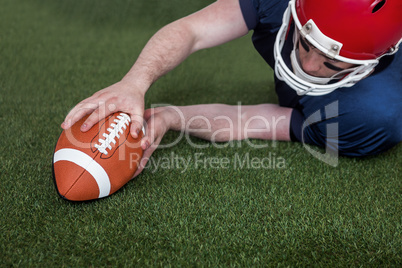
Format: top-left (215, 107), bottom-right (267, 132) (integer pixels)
top-left (166, 104), bottom-right (293, 142)
top-left (62, 0), bottom-right (249, 135)
top-left (121, 20), bottom-right (196, 93)
top-left (119, 0), bottom-right (248, 94)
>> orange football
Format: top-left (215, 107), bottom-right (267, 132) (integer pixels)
top-left (53, 112), bottom-right (143, 201)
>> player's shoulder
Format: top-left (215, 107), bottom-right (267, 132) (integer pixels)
top-left (239, 0), bottom-right (288, 19)
top-left (240, 0), bottom-right (288, 31)
top-left (253, 0), bottom-right (289, 15)
top-left (356, 51), bottom-right (401, 94)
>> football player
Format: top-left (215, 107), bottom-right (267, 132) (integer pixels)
top-left (62, 0), bottom-right (401, 174)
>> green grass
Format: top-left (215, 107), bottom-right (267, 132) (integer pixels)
top-left (1, 0), bottom-right (401, 266)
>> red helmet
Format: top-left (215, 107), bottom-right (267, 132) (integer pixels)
top-left (274, 0), bottom-right (402, 95)
top-left (296, 0), bottom-right (402, 60)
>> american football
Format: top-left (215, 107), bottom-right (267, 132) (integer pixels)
top-left (53, 112), bottom-right (144, 201)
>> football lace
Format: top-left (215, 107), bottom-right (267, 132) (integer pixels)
top-left (95, 113), bottom-right (131, 155)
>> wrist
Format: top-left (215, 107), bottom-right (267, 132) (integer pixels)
top-left (161, 106), bottom-right (183, 131)
top-left (120, 74), bottom-right (150, 95)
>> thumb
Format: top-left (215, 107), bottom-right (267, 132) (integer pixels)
top-left (132, 123), bottom-right (158, 178)
top-left (139, 115), bottom-right (154, 151)
top-left (129, 111), bottom-right (145, 139)
top-left (132, 111), bottom-right (168, 178)
top-left (132, 142), bottom-right (154, 178)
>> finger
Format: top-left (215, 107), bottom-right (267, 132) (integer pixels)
top-left (132, 145), bottom-right (156, 178)
top-left (129, 107), bottom-right (145, 139)
top-left (140, 121), bottom-right (152, 150)
top-left (143, 108), bottom-right (154, 121)
top-left (133, 127), bottom-right (161, 178)
top-left (129, 114), bottom-right (145, 139)
top-left (80, 101), bottom-right (114, 132)
top-left (132, 114), bottom-right (167, 178)
top-left (138, 108), bottom-right (155, 148)
top-left (61, 101), bottom-right (99, 129)
top-left (140, 112), bottom-right (167, 151)
top-left (140, 115), bottom-right (157, 150)
top-left (141, 107), bottom-right (160, 138)
top-left (139, 108), bottom-right (156, 142)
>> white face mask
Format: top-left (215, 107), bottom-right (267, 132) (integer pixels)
top-left (290, 30), bottom-right (358, 85)
top-left (290, 37), bottom-right (333, 85)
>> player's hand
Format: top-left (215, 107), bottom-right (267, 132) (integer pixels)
top-left (61, 80), bottom-right (145, 139)
top-left (133, 106), bottom-right (179, 177)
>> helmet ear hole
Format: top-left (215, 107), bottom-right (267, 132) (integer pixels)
top-left (372, 0), bottom-right (386, 13)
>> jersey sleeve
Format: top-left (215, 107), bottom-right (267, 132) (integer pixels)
top-left (239, 0), bottom-right (288, 31)
top-left (239, 0), bottom-right (259, 30)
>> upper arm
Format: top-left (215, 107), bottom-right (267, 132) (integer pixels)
top-left (179, 0), bottom-right (250, 52)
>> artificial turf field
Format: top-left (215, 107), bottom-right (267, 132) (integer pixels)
top-left (1, 0), bottom-right (401, 266)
